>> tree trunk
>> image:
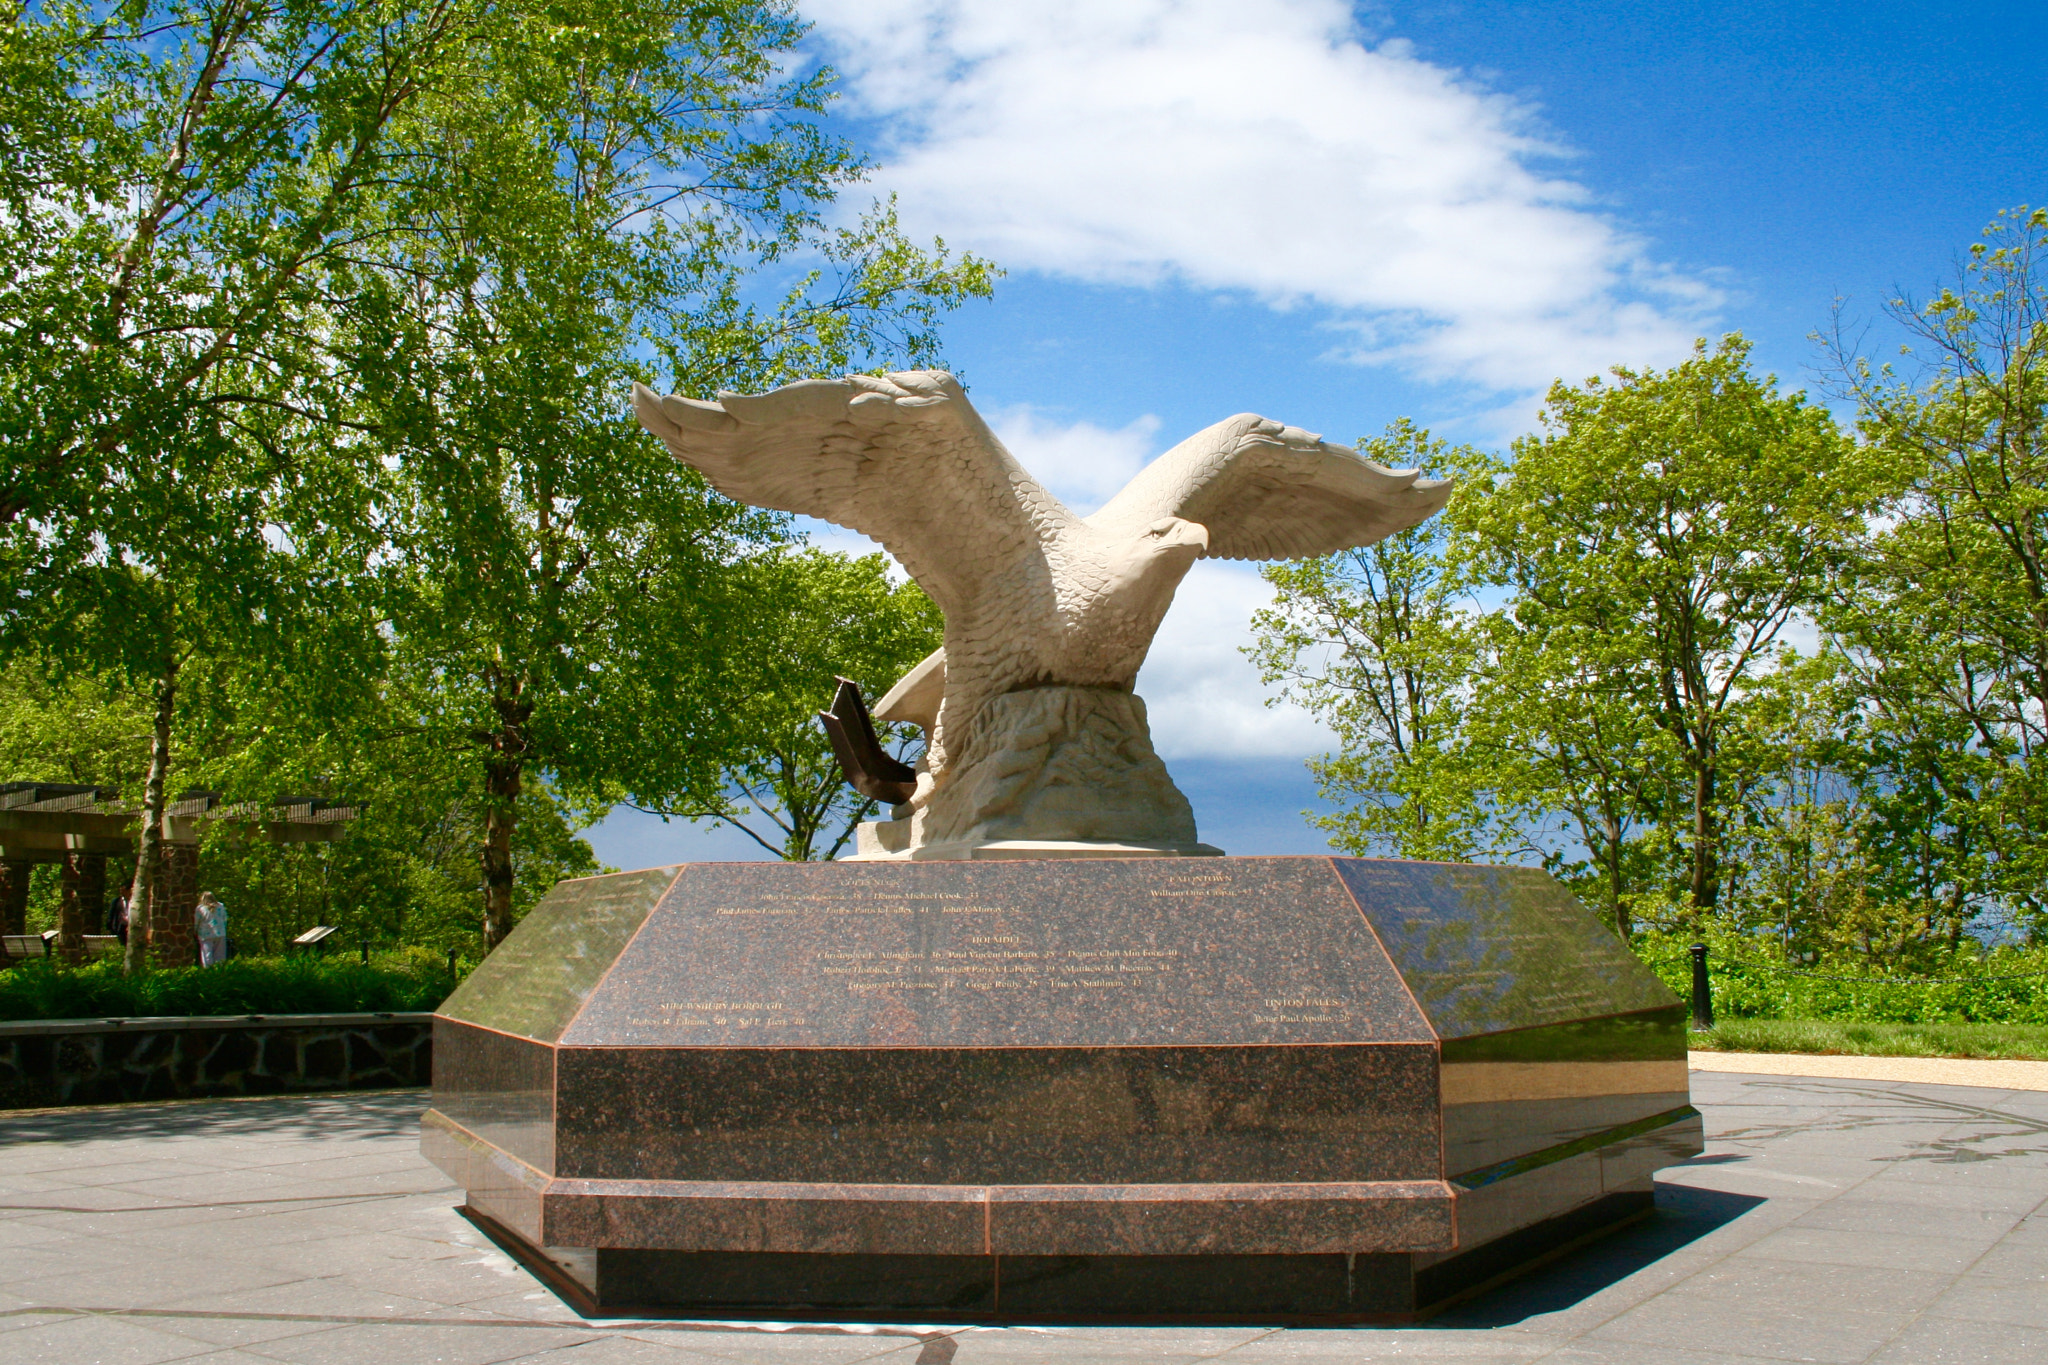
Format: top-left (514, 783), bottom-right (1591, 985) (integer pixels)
top-left (481, 751), bottom-right (521, 952)
top-left (0, 859), bottom-right (31, 936)
top-left (478, 673), bottom-right (533, 952)
top-left (1605, 811), bottom-right (1632, 939)
top-left (123, 659), bottom-right (178, 975)
top-left (1689, 761), bottom-right (1719, 922)
top-left (56, 853), bottom-right (104, 966)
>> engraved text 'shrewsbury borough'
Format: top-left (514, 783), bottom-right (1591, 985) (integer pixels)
top-left (633, 372), bottom-right (1452, 860)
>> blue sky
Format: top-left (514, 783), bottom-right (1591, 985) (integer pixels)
top-left (584, 0), bottom-right (2047, 872)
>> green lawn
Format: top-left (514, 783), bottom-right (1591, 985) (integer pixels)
top-left (1690, 1017), bottom-right (2048, 1061)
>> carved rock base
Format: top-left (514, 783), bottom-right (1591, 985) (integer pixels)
top-left (846, 686), bottom-right (1216, 862)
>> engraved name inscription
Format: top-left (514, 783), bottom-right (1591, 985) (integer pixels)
top-left (624, 866), bottom-right (1394, 1043)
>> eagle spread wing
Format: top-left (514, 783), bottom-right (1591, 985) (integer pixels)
top-left (631, 371), bottom-right (1072, 617)
top-left (1085, 414), bottom-right (1454, 559)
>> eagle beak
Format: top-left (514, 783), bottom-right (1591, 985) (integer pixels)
top-left (1184, 521), bottom-right (1210, 554)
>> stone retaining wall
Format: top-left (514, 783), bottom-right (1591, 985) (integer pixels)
top-left (0, 1012), bottom-right (433, 1109)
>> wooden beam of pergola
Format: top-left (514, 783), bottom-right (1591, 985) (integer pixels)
top-left (0, 784), bottom-right (359, 857)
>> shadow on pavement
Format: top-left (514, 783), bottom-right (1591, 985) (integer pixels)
top-left (1434, 1181), bottom-right (1767, 1328)
top-left (0, 1088), bottom-right (427, 1146)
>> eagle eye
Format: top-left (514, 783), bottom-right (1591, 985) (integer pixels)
top-left (1148, 518), bottom-right (1177, 537)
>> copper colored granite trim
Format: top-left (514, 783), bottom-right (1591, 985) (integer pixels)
top-left (536, 1174), bottom-right (1456, 1257)
top-left (984, 1179), bottom-right (1454, 1256)
top-left (543, 1178), bottom-right (990, 1256)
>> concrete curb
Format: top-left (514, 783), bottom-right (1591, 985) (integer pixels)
top-left (1690, 1048), bottom-right (2048, 1091)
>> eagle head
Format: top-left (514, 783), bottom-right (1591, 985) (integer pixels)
top-left (1101, 516), bottom-right (1209, 616)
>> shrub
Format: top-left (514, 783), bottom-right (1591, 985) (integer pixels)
top-left (1633, 930), bottom-right (2048, 1025)
top-left (0, 953), bottom-right (461, 1021)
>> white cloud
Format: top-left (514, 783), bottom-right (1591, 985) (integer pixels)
top-left (805, 0), bottom-right (1715, 392)
top-left (1140, 559), bottom-right (1335, 760)
top-left (989, 406), bottom-right (1159, 514)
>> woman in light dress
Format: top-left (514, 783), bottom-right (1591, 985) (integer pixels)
top-left (194, 892), bottom-right (227, 966)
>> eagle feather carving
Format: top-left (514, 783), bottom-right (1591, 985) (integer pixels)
top-left (632, 370), bottom-right (1453, 785)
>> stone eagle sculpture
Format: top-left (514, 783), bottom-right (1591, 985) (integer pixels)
top-left (633, 370), bottom-right (1452, 860)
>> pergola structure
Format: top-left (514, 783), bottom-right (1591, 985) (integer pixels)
top-left (0, 784), bottom-right (358, 967)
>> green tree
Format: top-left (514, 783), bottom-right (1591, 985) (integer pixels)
top-left (0, 1), bottom-right (490, 967)
top-left (1821, 206), bottom-right (2048, 941)
top-left (354, 2), bottom-right (993, 943)
top-left (172, 654), bottom-right (605, 955)
top-left (1464, 611), bottom-right (1673, 937)
top-left (634, 549), bottom-right (943, 860)
top-left (0, 660), bottom-right (152, 790)
top-left (1248, 422), bottom-right (1507, 862)
top-left (1464, 337), bottom-right (1869, 925)
top-left (0, 642), bottom-right (603, 956)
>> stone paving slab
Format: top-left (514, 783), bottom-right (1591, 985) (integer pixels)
top-left (1690, 1050), bottom-right (2048, 1090)
top-left (0, 1073), bottom-right (2043, 1363)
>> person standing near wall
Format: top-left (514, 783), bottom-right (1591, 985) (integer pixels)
top-left (106, 889), bottom-right (128, 946)
top-left (195, 892), bottom-right (227, 967)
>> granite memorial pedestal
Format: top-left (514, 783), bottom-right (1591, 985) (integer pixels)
top-left (423, 857), bottom-right (1700, 1321)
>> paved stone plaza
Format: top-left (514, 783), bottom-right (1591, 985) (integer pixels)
top-left (1, 1070), bottom-right (2043, 1364)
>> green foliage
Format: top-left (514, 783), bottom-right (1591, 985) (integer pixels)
top-left (1253, 259), bottom-right (2048, 962)
top-left (0, 661), bottom-right (152, 787)
top-left (1818, 204), bottom-right (2048, 943)
top-left (633, 548), bottom-right (945, 860)
top-left (1691, 1017), bottom-right (2048, 1060)
top-left (0, 651), bottom-right (605, 951)
top-left (1254, 347), bottom-right (1879, 939)
top-left (342, 0), bottom-right (991, 941)
top-left (1250, 422), bottom-right (1508, 863)
top-left (0, 952), bottom-right (459, 1023)
top-left (1468, 336), bottom-right (1873, 929)
top-left (1637, 930), bottom-right (2048, 1026)
top-left (0, 1), bottom-right (994, 956)
top-left (2, 0), bottom-right (538, 968)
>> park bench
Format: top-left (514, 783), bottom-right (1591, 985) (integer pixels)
top-left (2, 931), bottom-right (56, 964)
top-left (2, 931), bottom-right (122, 965)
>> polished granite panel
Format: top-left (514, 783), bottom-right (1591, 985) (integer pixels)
top-left (1447, 1137), bottom-right (1608, 1248)
top-left (558, 859), bottom-right (1434, 1049)
top-left (440, 867), bottom-right (678, 1043)
top-left (594, 1248), bottom-right (1004, 1315)
top-left (421, 1108), bottom-right (549, 1246)
top-left (993, 1250), bottom-right (1415, 1318)
top-left (1333, 859), bottom-right (1677, 1039)
top-left (1444, 1091), bottom-right (1692, 1176)
top-left (1438, 1107), bottom-right (1698, 1250)
top-left (431, 1018), bottom-right (556, 1173)
top-left (1438, 1007), bottom-right (1691, 1173)
top-left (1437, 1005), bottom-right (1688, 1064)
top-left (554, 1042), bottom-right (1439, 1185)
top-left (1412, 1189), bottom-right (1653, 1309)
top-left (1600, 1111), bottom-right (1703, 1192)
